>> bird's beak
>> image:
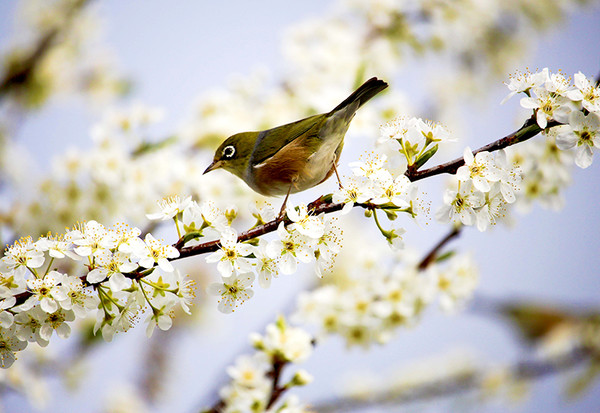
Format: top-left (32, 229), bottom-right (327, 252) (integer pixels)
top-left (203, 160), bottom-right (223, 174)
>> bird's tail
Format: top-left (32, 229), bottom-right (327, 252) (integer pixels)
top-left (330, 77), bottom-right (388, 114)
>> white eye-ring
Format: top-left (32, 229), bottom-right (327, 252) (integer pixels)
top-left (222, 145), bottom-right (235, 159)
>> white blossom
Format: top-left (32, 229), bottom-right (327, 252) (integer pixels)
top-left (253, 240), bottom-right (279, 289)
top-left (267, 223), bottom-right (315, 275)
top-left (1, 237), bottom-right (45, 272)
top-left (456, 147), bottom-right (501, 192)
top-left (566, 71), bottom-right (600, 113)
top-left (20, 271), bottom-right (67, 314)
top-left (145, 294), bottom-right (177, 338)
top-left (332, 175), bottom-right (373, 214)
top-left (436, 180), bottom-right (485, 226)
top-left (251, 317), bottom-right (313, 363)
top-left (136, 233), bottom-right (180, 272)
top-left (556, 111), bottom-right (600, 168)
top-left (435, 255), bottom-right (479, 313)
top-left (37, 308), bottom-right (76, 341)
top-left (520, 87), bottom-right (572, 129)
top-left (146, 195), bottom-right (192, 221)
top-left (501, 69), bottom-right (548, 104)
top-left (207, 273), bottom-right (255, 314)
top-left (71, 220), bottom-right (110, 258)
top-left (371, 170), bottom-right (412, 208)
top-left (0, 326), bottom-right (28, 368)
top-left (286, 203), bottom-right (325, 239)
top-left (205, 229), bottom-right (253, 277)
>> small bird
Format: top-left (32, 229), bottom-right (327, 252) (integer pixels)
top-left (204, 77), bottom-right (388, 214)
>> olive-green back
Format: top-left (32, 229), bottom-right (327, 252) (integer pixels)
top-left (249, 113), bottom-right (326, 166)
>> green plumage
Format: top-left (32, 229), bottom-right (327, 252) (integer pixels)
top-left (204, 77), bottom-right (388, 197)
top-left (249, 114), bottom-right (324, 166)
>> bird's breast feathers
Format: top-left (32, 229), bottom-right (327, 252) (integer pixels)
top-left (247, 129), bottom-right (345, 196)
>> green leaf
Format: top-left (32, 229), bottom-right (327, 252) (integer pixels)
top-left (414, 144), bottom-right (439, 170)
top-left (435, 250), bottom-right (455, 263)
top-left (320, 193), bottom-right (333, 204)
top-left (180, 231), bottom-right (203, 246)
top-left (131, 135), bottom-right (178, 157)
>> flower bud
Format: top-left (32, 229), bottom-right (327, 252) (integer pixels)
top-left (287, 369), bottom-right (313, 387)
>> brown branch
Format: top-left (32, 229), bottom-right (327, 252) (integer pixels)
top-left (265, 357), bottom-right (288, 410)
top-left (201, 359), bottom-right (290, 413)
top-left (0, 0), bottom-right (93, 99)
top-left (312, 347), bottom-right (592, 412)
top-left (6, 114), bottom-right (564, 310)
top-left (177, 197), bottom-right (346, 259)
top-left (405, 116), bottom-right (560, 182)
top-left (417, 225), bottom-right (462, 270)
top-left (182, 113), bottom-right (563, 262)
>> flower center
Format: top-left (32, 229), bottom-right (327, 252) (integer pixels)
top-left (389, 290), bottom-right (402, 301)
top-left (389, 312), bottom-right (405, 325)
top-left (470, 164), bottom-right (483, 175)
top-left (49, 313), bottom-right (62, 325)
top-left (540, 100), bottom-right (553, 115)
top-left (454, 195), bottom-right (465, 210)
top-left (284, 241), bottom-right (295, 252)
top-left (438, 277), bottom-right (451, 290)
top-left (579, 130), bottom-right (592, 144)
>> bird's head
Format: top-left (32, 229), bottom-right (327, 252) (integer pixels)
top-left (203, 132), bottom-right (257, 178)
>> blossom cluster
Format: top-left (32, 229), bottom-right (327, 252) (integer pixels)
top-left (435, 68), bottom-right (600, 229)
top-left (333, 151), bottom-right (414, 210)
top-left (146, 197), bottom-right (343, 314)
top-left (436, 148), bottom-right (522, 231)
top-left (282, 0), bottom-right (579, 119)
top-left (330, 149), bottom-right (419, 249)
top-left (215, 316), bottom-right (313, 412)
top-left (378, 116), bottom-right (454, 173)
top-left (506, 132), bottom-right (574, 212)
top-left (294, 251), bottom-right (479, 348)
top-left (0, 220), bottom-right (195, 368)
top-left (205, 206), bottom-right (341, 313)
top-left (0, 0), bottom-right (597, 409)
top-left (504, 68), bottom-right (600, 168)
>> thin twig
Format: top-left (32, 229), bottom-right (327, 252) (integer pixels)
top-left (312, 347), bottom-right (592, 412)
top-left (7, 115), bottom-right (560, 310)
top-left (0, 0), bottom-right (92, 99)
top-left (183, 114), bottom-right (555, 261)
top-left (405, 116), bottom-right (559, 182)
top-left (417, 225), bottom-right (462, 270)
top-left (266, 357), bottom-right (288, 410)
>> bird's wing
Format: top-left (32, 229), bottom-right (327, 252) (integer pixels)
top-left (250, 114), bottom-right (325, 165)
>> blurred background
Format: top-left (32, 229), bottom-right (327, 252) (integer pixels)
top-left (1, 0), bottom-right (600, 412)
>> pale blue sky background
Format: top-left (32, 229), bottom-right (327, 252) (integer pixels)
top-left (1, 1), bottom-right (600, 412)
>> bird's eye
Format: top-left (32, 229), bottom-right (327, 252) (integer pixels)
top-left (222, 145), bottom-right (236, 159)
